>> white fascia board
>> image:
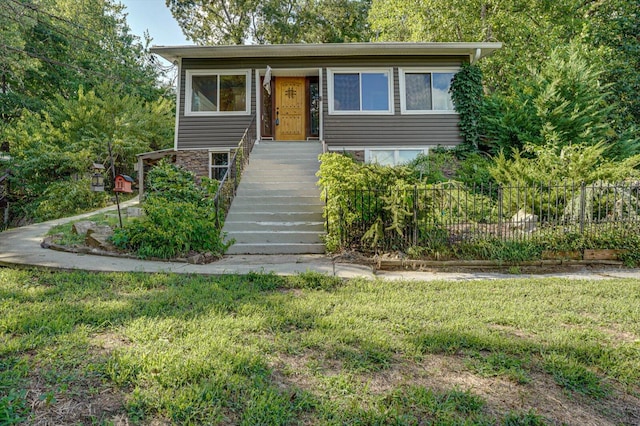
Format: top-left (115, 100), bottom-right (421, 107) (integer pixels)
top-left (150, 42), bottom-right (503, 63)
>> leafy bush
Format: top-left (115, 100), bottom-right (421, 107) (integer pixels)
top-left (5, 83), bottom-right (174, 224)
top-left (34, 178), bottom-right (109, 222)
top-left (112, 161), bottom-right (228, 259)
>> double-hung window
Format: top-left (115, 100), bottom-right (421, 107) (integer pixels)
top-left (399, 69), bottom-right (457, 113)
top-left (328, 68), bottom-right (393, 114)
top-left (185, 70), bottom-right (251, 116)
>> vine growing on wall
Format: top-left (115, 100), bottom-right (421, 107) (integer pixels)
top-left (450, 63), bottom-right (484, 151)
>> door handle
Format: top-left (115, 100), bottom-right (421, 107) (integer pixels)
top-left (275, 107), bottom-right (279, 125)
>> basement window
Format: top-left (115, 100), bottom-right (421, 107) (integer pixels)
top-left (210, 151), bottom-right (230, 180)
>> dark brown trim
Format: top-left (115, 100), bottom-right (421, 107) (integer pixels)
top-left (259, 76), bottom-right (275, 138)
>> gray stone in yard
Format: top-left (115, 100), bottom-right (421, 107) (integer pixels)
top-left (87, 226), bottom-right (114, 237)
top-left (510, 209), bottom-right (538, 232)
top-left (85, 233), bottom-right (116, 251)
top-left (72, 221), bottom-right (97, 235)
top-left (127, 207), bottom-right (143, 217)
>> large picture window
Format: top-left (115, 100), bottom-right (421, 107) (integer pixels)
top-left (399, 69), bottom-right (457, 113)
top-left (186, 70), bottom-right (251, 116)
top-left (328, 68), bottom-right (393, 114)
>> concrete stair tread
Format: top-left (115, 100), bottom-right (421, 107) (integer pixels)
top-left (223, 141), bottom-right (325, 254)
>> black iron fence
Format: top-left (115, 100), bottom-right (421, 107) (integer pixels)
top-left (212, 115), bottom-right (256, 227)
top-left (327, 181), bottom-right (640, 252)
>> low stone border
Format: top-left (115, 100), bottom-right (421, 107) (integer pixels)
top-left (372, 258), bottom-right (624, 272)
top-left (41, 237), bottom-right (219, 265)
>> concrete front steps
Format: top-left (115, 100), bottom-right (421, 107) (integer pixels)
top-left (222, 141), bottom-right (325, 254)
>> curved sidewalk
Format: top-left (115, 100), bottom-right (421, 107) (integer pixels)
top-left (2, 202), bottom-right (640, 280)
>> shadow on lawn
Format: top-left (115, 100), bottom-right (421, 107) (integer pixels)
top-left (2, 270), bottom-right (639, 425)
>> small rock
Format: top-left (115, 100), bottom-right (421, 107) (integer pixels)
top-left (127, 207), bottom-right (143, 217)
top-left (510, 209), bottom-right (538, 232)
top-left (85, 233), bottom-right (116, 251)
top-left (87, 226), bottom-right (114, 237)
top-left (72, 221), bottom-right (97, 235)
top-left (187, 253), bottom-right (204, 264)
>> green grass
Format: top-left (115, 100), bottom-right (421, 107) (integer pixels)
top-left (1, 269), bottom-right (639, 425)
top-left (46, 209), bottom-right (137, 245)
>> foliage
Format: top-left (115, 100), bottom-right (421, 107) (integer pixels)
top-left (167, 0), bottom-right (372, 45)
top-left (1, 268), bottom-right (639, 423)
top-left (368, 0), bottom-right (639, 161)
top-left (452, 151), bottom-right (496, 190)
top-left (1, 0), bottom-right (167, 124)
top-left (406, 148), bottom-right (457, 184)
top-left (5, 84), bottom-right (174, 224)
top-left (113, 161), bottom-right (228, 259)
top-left (490, 142), bottom-right (640, 187)
top-left (34, 178), bottom-right (109, 222)
top-left (319, 153), bottom-right (494, 253)
top-left (450, 64), bottom-right (484, 150)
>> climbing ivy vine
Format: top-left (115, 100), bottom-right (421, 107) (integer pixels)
top-left (450, 64), bottom-right (484, 151)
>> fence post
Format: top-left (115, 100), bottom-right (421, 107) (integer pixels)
top-left (497, 186), bottom-right (503, 240)
top-left (413, 185), bottom-right (418, 245)
top-left (579, 181), bottom-right (586, 234)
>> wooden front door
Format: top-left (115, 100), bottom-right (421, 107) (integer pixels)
top-left (275, 77), bottom-right (306, 140)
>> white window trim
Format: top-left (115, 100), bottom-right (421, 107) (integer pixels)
top-left (209, 150), bottom-right (231, 180)
top-left (185, 69), bottom-right (251, 116)
top-left (365, 148), bottom-right (429, 166)
top-left (399, 68), bottom-right (459, 115)
top-left (327, 68), bottom-right (394, 115)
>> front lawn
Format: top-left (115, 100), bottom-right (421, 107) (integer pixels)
top-left (1, 269), bottom-right (638, 425)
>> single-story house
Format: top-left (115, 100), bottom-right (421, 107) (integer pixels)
top-left (145, 42), bottom-right (501, 185)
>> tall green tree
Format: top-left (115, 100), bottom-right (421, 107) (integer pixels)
top-left (6, 84), bottom-right (174, 222)
top-left (166, 0), bottom-right (371, 45)
top-left (369, 0), bottom-right (639, 157)
top-left (0, 0), bottom-right (167, 127)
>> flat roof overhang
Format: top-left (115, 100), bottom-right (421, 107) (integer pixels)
top-left (150, 42), bottom-right (502, 64)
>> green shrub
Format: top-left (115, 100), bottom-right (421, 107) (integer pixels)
top-left (34, 178), bottom-right (109, 221)
top-left (113, 161), bottom-right (229, 259)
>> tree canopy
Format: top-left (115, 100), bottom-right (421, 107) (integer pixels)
top-left (166, 0), bottom-right (372, 44)
top-left (1, 0), bottom-right (175, 225)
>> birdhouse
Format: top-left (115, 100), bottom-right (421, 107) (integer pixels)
top-left (90, 163), bottom-right (105, 192)
top-left (114, 174), bottom-right (134, 193)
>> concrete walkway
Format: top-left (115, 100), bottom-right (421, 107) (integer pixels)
top-left (1, 201), bottom-right (639, 281)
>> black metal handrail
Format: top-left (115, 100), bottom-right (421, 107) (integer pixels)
top-left (212, 115), bottom-right (257, 227)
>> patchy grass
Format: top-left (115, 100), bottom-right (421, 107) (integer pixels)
top-left (1, 269), bottom-right (639, 425)
top-left (46, 209), bottom-right (137, 246)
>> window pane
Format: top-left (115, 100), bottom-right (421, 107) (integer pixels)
top-left (219, 74), bottom-right (246, 111)
top-left (370, 150), bottom-right (394, 166)
top-left (397, 150), bottom-right (423, 164)
top-left (361, 73), bottom-right (389, 111)
top-left (309, 80), bottom-right (320, 136)
top-left (212, 167), bottom-right (228, 180)
top-left (212, 153), bottom-right (228, 166)
top-left (334, 73), bottom-right (360, 111)
top-left (405, 73), bottom-right (431, 110)
top-left (192, 75), bottom-right (218, 112)
top-left (432, 73), bottom-right (455, 110)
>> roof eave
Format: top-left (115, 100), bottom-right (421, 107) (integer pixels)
top-left (150, 42), bottom-right (503, 64)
